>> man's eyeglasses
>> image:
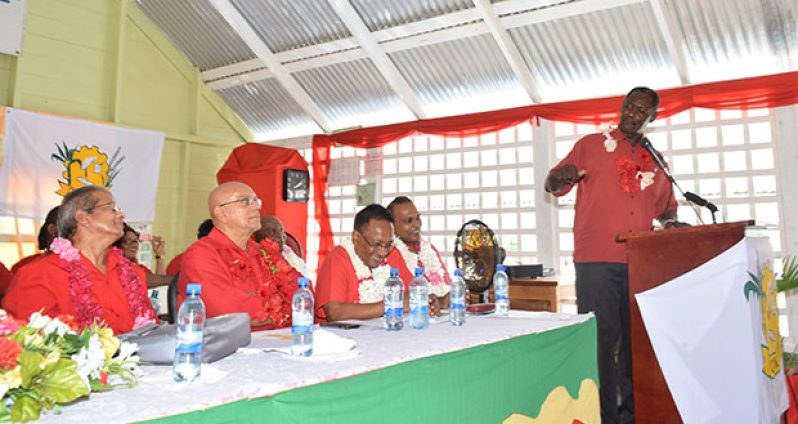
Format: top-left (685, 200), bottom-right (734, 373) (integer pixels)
top-left (357, 231), bottom-right (393, 251)
top-left (218, 196), bottom-right (262, 208)
top-left (91, 202), bottom-right (122, 214)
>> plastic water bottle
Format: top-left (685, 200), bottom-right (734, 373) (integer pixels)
top-left (494, 265), bottom-right (510, 316)
top-left (409, 268), bottom-right (429, 330)
top-left (173, 283), bottom-right (205, 382)
top-left (291, 277), bottom-right (314, 357)
top-left (149, 290), bottom-right (161, 316)
top-left (450, 269), bottom-right (466, 326)
top-left (383, 268), bottom-right (404, 331)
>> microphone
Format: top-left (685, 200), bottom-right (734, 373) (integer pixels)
top-left (640, 138), bottom-right (674, 184)
top-left (684, 192), bottom-right (718, 213)
top-left (640, 137), bottom-right (718, 224)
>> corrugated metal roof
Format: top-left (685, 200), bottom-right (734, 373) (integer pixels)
top-left (350, 0), bottom-right (475, 32)
top-left (133, 0), bottom-right (798, 141)
top-left (216, 78), bottom-right (320, 140)
top-left (230, 0), bottom-right (351, 53)
top-left (390, 33), bottom-right (530, 116)
top-left (509, 2), bottom-right (681, 102)
top-left (293, 59), bottom-right (416, 131)
top-left (135, 0), bottom-right (254, 70)
top-left (666, 0), bottom-right (798, 83)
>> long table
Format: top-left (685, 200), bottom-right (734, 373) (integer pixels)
top-left (39, 311), bottom-right (598, 423)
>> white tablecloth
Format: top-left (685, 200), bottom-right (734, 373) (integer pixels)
top-left (39, 311), bottom-right (591, 423)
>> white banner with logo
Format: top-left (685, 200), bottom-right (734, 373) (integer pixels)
top-left (0, 108), bottom-right (164, 221)
top-left (636, 237), bottom-right (788, 423)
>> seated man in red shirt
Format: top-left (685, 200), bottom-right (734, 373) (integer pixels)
top-left (2, 186), bottom-right (156, 334)
top-left (178, 181), bottom-right (300, 330)
top-left (385, 196), bottom-right (450, 312)
top-left (315, 204), bottom-right (395, 322)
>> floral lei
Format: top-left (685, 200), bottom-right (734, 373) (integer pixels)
top-left (340, 236), bottom-right (390, 304)
top-left (281, 245), bottom-right (308, 276)
top-left (224, 238), bottom-right (299, 329)
top-left (604, 128), bottom-right (656, 193)
top-left (50, 237), bottom-right (156, 331)
top-left (393, 238), bottom-right (450, 297)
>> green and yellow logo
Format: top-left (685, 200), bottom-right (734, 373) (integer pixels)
top-left (744, 264), bottom-right (782, 379)
top-left (51, 142), bottom-right (124, 196)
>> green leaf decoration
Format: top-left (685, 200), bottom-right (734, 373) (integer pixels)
top-left (744, 282), bottom-right (759, 301)
top-left (0, 398), bottom-right (9, 421)
top-left (38, 359), bottom-right (89, 403)
top-left (89, 379), bottom-right (111, 392)
top-left (61, 333), bottom-right (84, 356)
top-left (777, 255), bottom-right (798, 292)
top-left (18, 351), bottom-right (44, 389)
top-left (10, 394), bottom-right (42, 423)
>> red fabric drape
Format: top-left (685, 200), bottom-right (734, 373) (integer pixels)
top-left (312, 71), bottom-right (798, 269)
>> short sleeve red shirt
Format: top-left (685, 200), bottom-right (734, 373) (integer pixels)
top-left (2, 252), bottom-right (150, 334)
top-left (551, 128), bottom-right (677, 264)
top-left (178, 228), bottom-right (295, 330)
top-left (314, 246), bottom-right (360, 322)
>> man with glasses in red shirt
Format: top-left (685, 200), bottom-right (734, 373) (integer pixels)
top-left (315, 204), bottom-right (396, 322)
top-left (178, 181), bottom-right (298, 330)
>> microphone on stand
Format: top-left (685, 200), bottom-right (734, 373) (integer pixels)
top-left (640, 137), bottom-right (718, 224)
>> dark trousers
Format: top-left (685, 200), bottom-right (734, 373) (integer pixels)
top-left (575, 262), bottom-right (634, 424)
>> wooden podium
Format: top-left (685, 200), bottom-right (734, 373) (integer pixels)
top-left (618, 221), bottom-right (751, 423)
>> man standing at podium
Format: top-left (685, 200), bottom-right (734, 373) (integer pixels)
top-left (545, 87), bottom-right (682, 424)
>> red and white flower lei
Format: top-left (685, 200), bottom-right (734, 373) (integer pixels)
top-left (340, 236), bottom-right (390, 304)
top-left (393, 238), bottom-right (450, 297)
top-left (605, 127), bottom-right (657, 192)
top-left (50, 237), bottom-right (156, 331)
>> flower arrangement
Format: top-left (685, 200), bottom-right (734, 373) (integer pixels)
top-left (0, 310), bottom-right (140, 422)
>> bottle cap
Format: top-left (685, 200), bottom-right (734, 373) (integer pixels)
top-left (390, 268), bottom-right (399, 278)
top-left (415, 267), bottom-right (423, 277)
top-left (298, 277), bottom-right (309, 288)
top-left (186, 283), bottom-right (202, 296)
top-left (454, 269), bottom-right (462, 277)
top-left (496, 264), bottom-right (506, 272)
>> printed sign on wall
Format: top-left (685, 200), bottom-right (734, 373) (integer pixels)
top-left (0, 0), bottom-right (26, 56)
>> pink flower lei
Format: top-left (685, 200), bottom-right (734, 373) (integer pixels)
top-left (50, 237), bottom-right (156, 331)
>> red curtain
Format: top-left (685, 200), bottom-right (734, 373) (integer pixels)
top-left (312, 71), bottom-right (798, 268)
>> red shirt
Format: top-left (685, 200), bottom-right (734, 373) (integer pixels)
top-left (178, 228), bottom-right (295, 330)
top-left (11, 253), bottom-right (44, 275)
top-left (315, 246), bottom-right (360, 322)
top-left (0, 261), bottom-right (12, 296)
top-left (2, 252), bottom-right (151, 334)
top-left (165, 253), bottom-right (183, 276)
top-left (551, 128), bottom-right (677, 264)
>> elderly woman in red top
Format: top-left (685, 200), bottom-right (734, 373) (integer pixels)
top-left (2, 185), bottom-right (156, 334)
